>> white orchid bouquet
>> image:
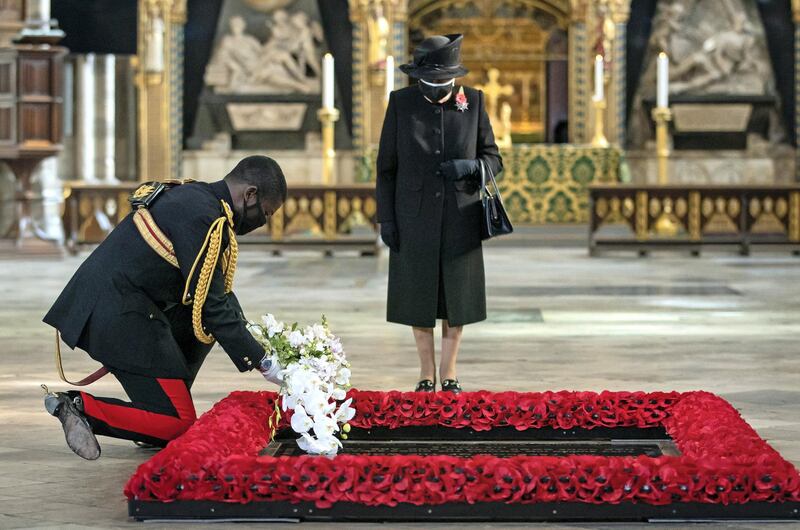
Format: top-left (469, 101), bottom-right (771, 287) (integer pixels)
top-left (247, 314), bottom-right (355, 457)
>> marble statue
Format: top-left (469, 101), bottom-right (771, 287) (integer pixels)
top-left (205, 9), bottom-right (322, 94)
top-left (627, 0), bottom-right (784, 148)
top-left (668, 0), bottom-right (765, 94)
top-left (204, 16), bottom-right (262, 88)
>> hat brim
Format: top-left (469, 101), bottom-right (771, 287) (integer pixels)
top-left (398, 63), bottom-right (469, 79)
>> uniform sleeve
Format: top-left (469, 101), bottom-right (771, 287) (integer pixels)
top-left (168, 204), bottom-right (265, 373)
top-left (376, 91), bottom-right (398, 223)
top-left (476, 90), bottom-right (504, 178)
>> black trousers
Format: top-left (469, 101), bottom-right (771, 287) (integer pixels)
top-left (73, 303), bottom-right (213, 446)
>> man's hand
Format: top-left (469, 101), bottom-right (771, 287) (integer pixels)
top-left (380, 221), bottom-right (399, 252)
top-left (438, 159), bottom-right (480, 181)
top-left (259, 354), bottom-right (282, 385)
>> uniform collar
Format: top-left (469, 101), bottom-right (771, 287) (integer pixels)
top-left (209, 180), bottom-right (238, 223)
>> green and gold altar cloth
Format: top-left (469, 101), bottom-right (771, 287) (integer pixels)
top-left (497, 145), bottom-right (628, 224)
top-left (360, 144), bottom-right (628, 224)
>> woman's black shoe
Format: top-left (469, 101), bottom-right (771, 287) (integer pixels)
top-left (441, 379), bottom-right (462, 394)
top-left (414, 379), bottom-right (435, 392)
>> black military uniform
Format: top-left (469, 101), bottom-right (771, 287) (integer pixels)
top-left (44, 180), bottom-right (265, 445)
top-left (376, 35), bottom-right (503, 328)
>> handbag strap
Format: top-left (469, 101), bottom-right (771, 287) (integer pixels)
top-left (479, 159), bottom-right (502, 202)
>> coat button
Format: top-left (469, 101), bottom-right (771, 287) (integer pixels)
top-left (434, 108), bottom-right (441, 114)
top-left (434, 149), bottom-right (441, 155)
top-left (148, 314), bottom-right (154, 319)
top-left (435, 191), bottom-right (442, 198)
top-left (434, 127), bottom-right (441, 134)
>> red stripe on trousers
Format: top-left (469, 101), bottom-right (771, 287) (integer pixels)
top-left (80, 379), bottom-right (197, 441)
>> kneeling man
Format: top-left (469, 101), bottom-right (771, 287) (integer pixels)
top-left (43, 155), bottom-right (286, 459)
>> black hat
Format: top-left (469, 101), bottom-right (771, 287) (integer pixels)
top-left (399, 34), bottom-right (469, 79)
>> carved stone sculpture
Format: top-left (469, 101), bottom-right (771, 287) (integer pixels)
top-left (628, 0), bottom-right (785, 148)
top-left (205, 10), bottom-right (323, 95)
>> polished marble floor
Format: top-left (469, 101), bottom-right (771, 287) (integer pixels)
top-left (1, 243), bottom-right (799, 529)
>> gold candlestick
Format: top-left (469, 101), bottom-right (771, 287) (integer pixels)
top-left (591, 97), bottom-right (609, 148)
top-left (651, 106), bottom-right (672, 185)
top-left (317, 107), bottom-right (340, 185)
top-left (651, 106), bottom-right (678, 236)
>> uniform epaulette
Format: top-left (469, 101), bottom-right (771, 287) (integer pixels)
top-left (128, 179), bottom-right (197, 210)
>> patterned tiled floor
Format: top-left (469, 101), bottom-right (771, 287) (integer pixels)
top-left (1, 245), bottom-right (798, 528)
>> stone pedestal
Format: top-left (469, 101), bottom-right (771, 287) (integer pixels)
top-left (626, 146), bottom-right (797, 185)
top-left (182, 142), bottom-right (357, 186)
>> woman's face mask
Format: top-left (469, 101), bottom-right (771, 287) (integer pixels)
top-left (419, 78), bottom-right (455, 102)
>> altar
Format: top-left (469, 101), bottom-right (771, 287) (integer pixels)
top-left (498, 144), bottom-right (627, 224)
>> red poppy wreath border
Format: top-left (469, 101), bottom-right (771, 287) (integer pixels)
top-left (125, 390), bottom-right (800, 509)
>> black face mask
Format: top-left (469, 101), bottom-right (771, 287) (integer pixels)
top-left (419, 79), bottom-right (454, 102)
top-left (236, 191), bottom-right (266, 235)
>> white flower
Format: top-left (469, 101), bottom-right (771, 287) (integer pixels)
top-left (335, 367), bottom-right (351, 386)
top-left (290, 405), bottom-right (313, 433)
top-left (262, 314), bottom-right (285, 338)
top-left (334, 398), bottom-right (356, 423)
top-left (313, 414), bottom-right (339, 436)
top-left (261, 313), bottom-right (352, 456)
top-left (287, 330), bottom-right (305, 348)
top-left (247, 322), bottom-right (265, 341)
top-left (303, 389), bottom-right (335, 417)
top-left (297, 432), bottom-right (328, 454)
top-left (331, 387), bottom-right (346, 400)
top-left (309, 324), bottom-right (327, 340)
top-left (314, 431), bottom-right (343, 454)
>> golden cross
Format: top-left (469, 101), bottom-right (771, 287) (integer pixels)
top-left (475, 68), bottom-right (514, 122)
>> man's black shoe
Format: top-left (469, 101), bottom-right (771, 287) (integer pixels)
top-left (44, 390), bottom-right (101, 460)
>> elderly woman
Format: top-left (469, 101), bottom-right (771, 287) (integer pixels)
top-left (376, 34), bottom-right (503, 394)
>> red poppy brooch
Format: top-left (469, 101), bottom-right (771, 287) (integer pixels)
top-left (455, 87), bottom-right (469, 112)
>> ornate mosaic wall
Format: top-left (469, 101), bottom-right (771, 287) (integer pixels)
top-left (361, 144), bottom-right (627, 223)
top-left (498, 145), bottom-right (626, 223)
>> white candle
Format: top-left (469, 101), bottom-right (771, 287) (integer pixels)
top-left (385, 56), bottom-right (394, 101)
top-left (657, 52), bottom-right (669, 108)
top-left (322, 53), bottom-right (334, 110)
top-left (145, 16), bottom-right (165, 73)
top-left (594, 55), bottom-right (603, 101)
top-left (26, 0), bottom-right (50, 23)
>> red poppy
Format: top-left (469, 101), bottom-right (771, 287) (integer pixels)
top-left (124, 389), bottom-right (800, 509)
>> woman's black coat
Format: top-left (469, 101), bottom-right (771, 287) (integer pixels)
top-left (376, 84), bottom-right (502, 327)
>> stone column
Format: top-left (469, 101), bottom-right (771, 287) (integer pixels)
top-left (96, 54), bottom-right (116, 182)
top-left (137, 0), bottom-right (186, 180)
top-left (608, 0), bottom-right (631, 147)
top-left (568, 0), bottom-right (590, 144)
top-left (75, 53), bottom-right (96, 181)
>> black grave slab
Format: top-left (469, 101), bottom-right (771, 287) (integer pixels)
top-left (262, 425), bottom-right (679, 458)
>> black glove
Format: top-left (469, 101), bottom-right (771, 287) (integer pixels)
top-left (380, 221), bottom-right (399, 252)
top-left (438, 159), bottom-right (480, 182)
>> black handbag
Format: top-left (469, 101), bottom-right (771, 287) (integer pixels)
top-left (479, 159), bottom-right (513, 240)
